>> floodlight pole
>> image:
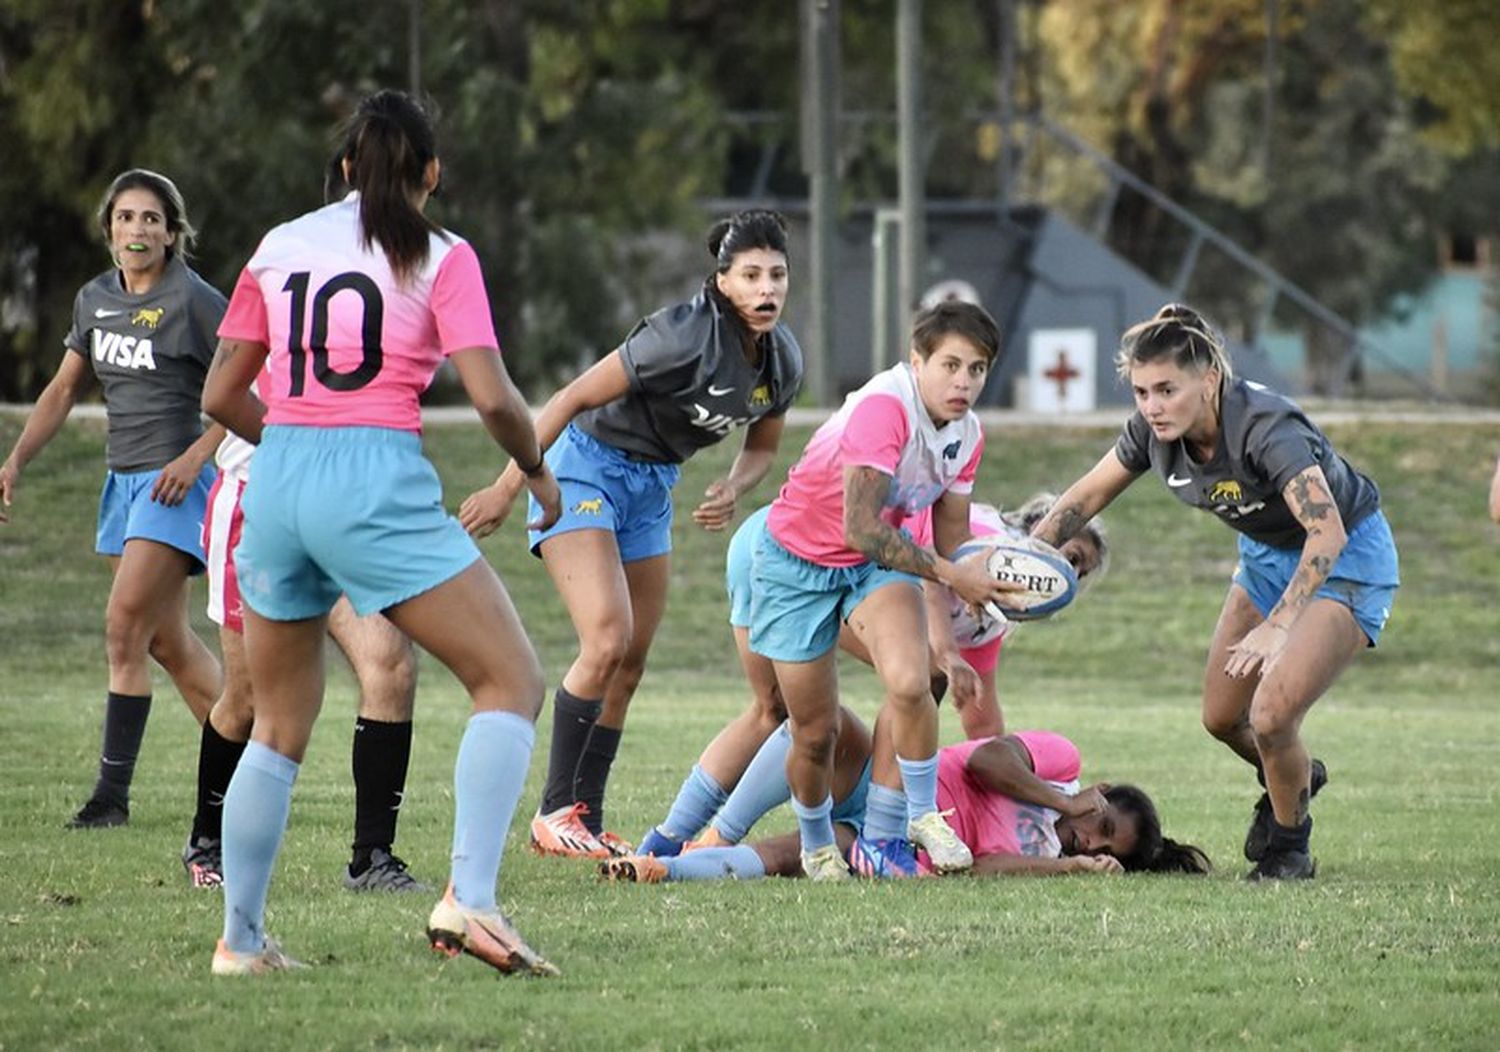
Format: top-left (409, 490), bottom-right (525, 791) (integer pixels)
top-left (897, 0), bottom-right (924, 339)
top-left (801, 0), bottom-right (840, 405)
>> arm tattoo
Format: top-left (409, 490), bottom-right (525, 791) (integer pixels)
top-left (844, 467), bottom-right (937, 578)
top-left (1289, 471), bottom-right (1335, 523)
top-left (1053, 504), bottom-right (1088, 545)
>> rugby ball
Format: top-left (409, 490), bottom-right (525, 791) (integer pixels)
top-left (952, 536), bottom-right (1079, 623)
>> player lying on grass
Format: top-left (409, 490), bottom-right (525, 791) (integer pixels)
top-left (638, 493), bottom-right (1108, 859)
top-left (605, 710), bottom-right (1209, 882)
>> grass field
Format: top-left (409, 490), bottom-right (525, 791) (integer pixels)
top-left (2, 412), bottom-right (1499, 1051)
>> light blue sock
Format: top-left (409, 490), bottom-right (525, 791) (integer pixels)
top-left (791, 794), bottom-right (836, 854)
top-left (861, 782), bottom-right (909, 841)
top-left (451, 710), bottom-right (536, 912)
top-left (221, 742), bottom-right (299, 954)
top-left (897, 753), bottom-right (940, 822)
top-left (658, 764), bottom-right (729, 840)
top-left (663, 845), bottom-right (767, 882)
top-left (713, 723), bottom-right (794, 842)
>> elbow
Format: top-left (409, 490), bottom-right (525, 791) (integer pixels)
top-left (201, 387), bottom-right (229, 427)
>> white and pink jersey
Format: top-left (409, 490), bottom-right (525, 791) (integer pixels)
top-left (767, 363), bottom-right (984, 567)
top-left (218, 194), bottom-right (498, 432)
top-left (937, 731), bottom-right (1081, 860)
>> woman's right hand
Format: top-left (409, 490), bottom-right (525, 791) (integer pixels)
top-left (947, 551), bottom-right (1021, 612)
top-left (459, 474), bottom-right (522, 538)
top-left (0, 459), bottom-right (18, 523)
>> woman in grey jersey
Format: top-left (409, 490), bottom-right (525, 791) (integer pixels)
top-left (459, 210), bottom-right (804, 858)
top-left (1031, 304), bottom-right (1399, 883)
top-left (0, 169), bottom-right (226, 829)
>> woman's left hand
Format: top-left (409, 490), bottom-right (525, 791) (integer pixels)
top-left (151, 454), bottom-right (200, 506)
top-left (692, 478), bottom-right (737, 531)
top-left (1224, 621), bottom-right (1290, 679)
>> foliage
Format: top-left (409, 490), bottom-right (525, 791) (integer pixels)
top-left (3, 1), bottom-right (1498, 403)
top-left (1367, 0), bottom-right (1500, 156)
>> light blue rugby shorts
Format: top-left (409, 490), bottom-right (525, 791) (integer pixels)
top-left (234, 425), bottom-right (479, 621)
top-left (748, 521), bottom-right (921, 663)
top-left (725, 504), bottom-right (772, 629)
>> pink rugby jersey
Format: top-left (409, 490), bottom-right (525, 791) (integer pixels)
top-left (767, 362), bottom-right (984, 567)
top-left (218, 194), bottom-right (498, 432)
top-left (937, 731), bottom-right (1082, 860)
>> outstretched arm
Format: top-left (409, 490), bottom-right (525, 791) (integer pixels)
top-left (971, 852), bottom-right (1122, 876)
top-left (1, 352), bottom-right (94, 522)
top-left (1029, 449), bottom-right (1138, 548)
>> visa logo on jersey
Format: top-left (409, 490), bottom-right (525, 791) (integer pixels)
top-left (92, 329), bottom-right (156, 370)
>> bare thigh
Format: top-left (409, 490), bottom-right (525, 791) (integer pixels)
top-left (539, 528), bottom-right (634, 698)
top-left (381, 559), bottom-right (543, 719)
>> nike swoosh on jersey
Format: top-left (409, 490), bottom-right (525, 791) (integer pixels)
top-left (707, 384), bottom-right (735, 397)
top-left (1167, 473), bottom-right (1193, 487)
top-left (94, 308), bottom-right (125, 318)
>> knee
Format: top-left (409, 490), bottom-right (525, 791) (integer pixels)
top-left (882, 667), bottom-right (931, 712)
top-left (577, 620), bottom-right (632, 678)
top-left (1248, 696), bottom-right (1298, 747)
top-left (104, 608), bottom-right (151, 667)
top-left (357, 644), bottom-right (419, 720)
top-left (1202, 707), bottom-right (1245, 742)
top-left (610, 652), bottom-right (649, 700)
top-left (788, 717), bottom-right (839, 767)
top-left (210, 687), bottom-right (255, 739)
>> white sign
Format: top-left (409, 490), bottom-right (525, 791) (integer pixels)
top-left (1027, 328), bottom-right (1097, 413)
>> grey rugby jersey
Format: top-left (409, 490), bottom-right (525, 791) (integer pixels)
top-left (65, 256), bottom-right (227, 472)
top-left (1115, 378), bottom-right (1380, 549)
top-left (576, 283), bottom-right (803, 464)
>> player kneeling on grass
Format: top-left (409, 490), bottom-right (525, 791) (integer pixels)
top-left (605, 709), bottom-right (1208, 883)
top-left (202, 90), bottom-right (559, 977)
top-left (638, 494), bottom-right (1108, 859)
top-left (1031, 304), bottom-right (1400, 882)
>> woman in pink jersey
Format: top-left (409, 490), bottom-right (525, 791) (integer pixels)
top-left (201, 90), bottom-right (559, 977)
top-left (747, 301), bottom-right (1016, 881)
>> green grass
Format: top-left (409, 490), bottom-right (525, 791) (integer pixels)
top-left (2, 414), bottom-right (1498, 1051)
